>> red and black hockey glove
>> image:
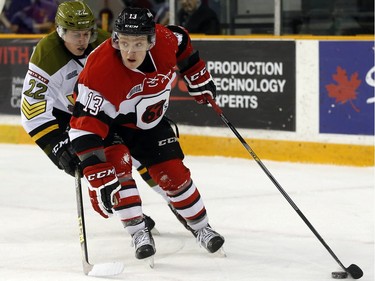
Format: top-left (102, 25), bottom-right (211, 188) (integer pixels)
top-left (181, 59), bottom-right (216, 105)
top-left (83, 162), bottom-right (121, 218)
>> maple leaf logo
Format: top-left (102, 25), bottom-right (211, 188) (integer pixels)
top-left (325, 66), bottom-right (361, 112)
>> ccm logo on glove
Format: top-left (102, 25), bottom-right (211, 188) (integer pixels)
top-left (52, 137), bottom-right (69, 156)
top-left (83, 162), bottom-right (121, 218)
top-left (189, 67), bottom-right (207, 82)
top-left (86, 167), bottom-right (116, 181)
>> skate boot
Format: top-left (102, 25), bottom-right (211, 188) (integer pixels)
top-left (143, 214), bottom-right (155, 231)
top-left (196, 225), bottom-right (225, 253)
top-left (132, 227), bottom-right (156, 259)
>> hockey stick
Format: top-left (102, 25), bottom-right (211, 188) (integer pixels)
top-left (75, 169), bottom-right (125, 276)
top-left (205, 95), bottom-right (363, 279)
top-left (0, 0), bottom-right (5, 14)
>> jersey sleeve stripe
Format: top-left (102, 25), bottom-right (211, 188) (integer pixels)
top-left (31, 124), bottom-right (59, 142)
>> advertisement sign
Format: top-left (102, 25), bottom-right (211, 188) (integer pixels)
top-left (319, 41), bottom-right (374, 135)
top-left (168, 40), bottom-right (296, 131)
top-left (0, 39), bottom-right (296, 131)
top-left (0, 38), bottom-right (38, 115)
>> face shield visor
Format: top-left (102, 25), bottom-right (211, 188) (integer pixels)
top-left (111, 31), bottom-right (155, 53)
top-left (57, 25), bottom-right (98, 45)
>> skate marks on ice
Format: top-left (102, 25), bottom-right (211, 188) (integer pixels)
top-left (0, 144), bottom-right (373, 281)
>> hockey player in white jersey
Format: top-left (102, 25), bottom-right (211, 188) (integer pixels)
top-left (21, 1), bottom-right (108, 176)
top-left (20, 0), bottom-right (159, 228)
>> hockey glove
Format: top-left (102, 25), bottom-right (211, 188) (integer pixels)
top-left (181, 60), bottom-right (216, 104)
top-left (181, 59), bottom-right (216, 104)
top-left (51, 133), bottom-right (80, 177)
top-left (83, 162), bottom-right (121, 218)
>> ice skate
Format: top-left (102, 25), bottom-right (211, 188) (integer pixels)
top-left (132, 227), bottom-right (156, 260)
top-left (143, 214), bottom-right (159, 235)
top-left (196, 225), bottom-right (225, 253)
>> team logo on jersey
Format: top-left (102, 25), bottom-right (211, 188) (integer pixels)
top-left (127, 71), bottom-right (173, 99)
top-left (66, 70), bottom-right (78, 80)
top-left (141, 99), bottom-right (167, 124)
top-left (127, 84), bottom-right (143, 99)
top-left (28, 69), bottom-right (49, 84)
top-left (146, 71), bottom-right (171, 86)
top-left (146, 76), bottom-right (159, 87)
top-left (145, 72), bottom-right (173, 89)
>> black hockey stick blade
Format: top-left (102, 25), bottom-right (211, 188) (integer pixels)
top-left (75, 169), bottom-right (125, 276)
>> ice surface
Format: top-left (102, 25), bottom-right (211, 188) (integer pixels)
top-left (0, 144), bottom-right (373, 281)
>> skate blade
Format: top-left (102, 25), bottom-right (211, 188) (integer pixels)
top-left (151, 227), bottom-right (160, 236)
top-left (143, 255), bottom-right (154, 268)
top-left (213, 247), bottom-right (227, 258)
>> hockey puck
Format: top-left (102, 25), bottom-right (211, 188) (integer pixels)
top-left (332, 271), bottom-right (348, 279)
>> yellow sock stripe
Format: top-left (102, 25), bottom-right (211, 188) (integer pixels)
top-left (137, 166), bottom-right (148, 175)
top-left (137, 166), bottom-right (158, 187)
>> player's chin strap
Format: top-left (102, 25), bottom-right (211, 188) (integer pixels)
top-left (205, 95), bottom-right (363, 280)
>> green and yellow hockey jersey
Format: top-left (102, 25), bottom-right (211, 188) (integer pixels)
top-left (21, 29), bottom-right (109, 157)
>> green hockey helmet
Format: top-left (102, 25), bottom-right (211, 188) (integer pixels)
top-left (55, 1), bottom-right (97, 43)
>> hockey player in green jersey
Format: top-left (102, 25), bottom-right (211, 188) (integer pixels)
top-left (21, 1), bottom-right (108, 175)
top-left (20, 0), bottom-right (156, 228)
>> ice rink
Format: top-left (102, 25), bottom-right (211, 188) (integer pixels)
top-left (0, 143), bottom-right (373, 281)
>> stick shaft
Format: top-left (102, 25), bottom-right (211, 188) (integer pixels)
top-left (206, 96), bottom-right (347, 271)
top-left (75, 170), bottom-right (94, 274)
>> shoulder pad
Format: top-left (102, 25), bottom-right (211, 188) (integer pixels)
top-left (166, 25), bottom-right (191, 57)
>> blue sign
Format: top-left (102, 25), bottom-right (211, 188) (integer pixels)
top-left (319, 41), bottom-right (374, 135)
